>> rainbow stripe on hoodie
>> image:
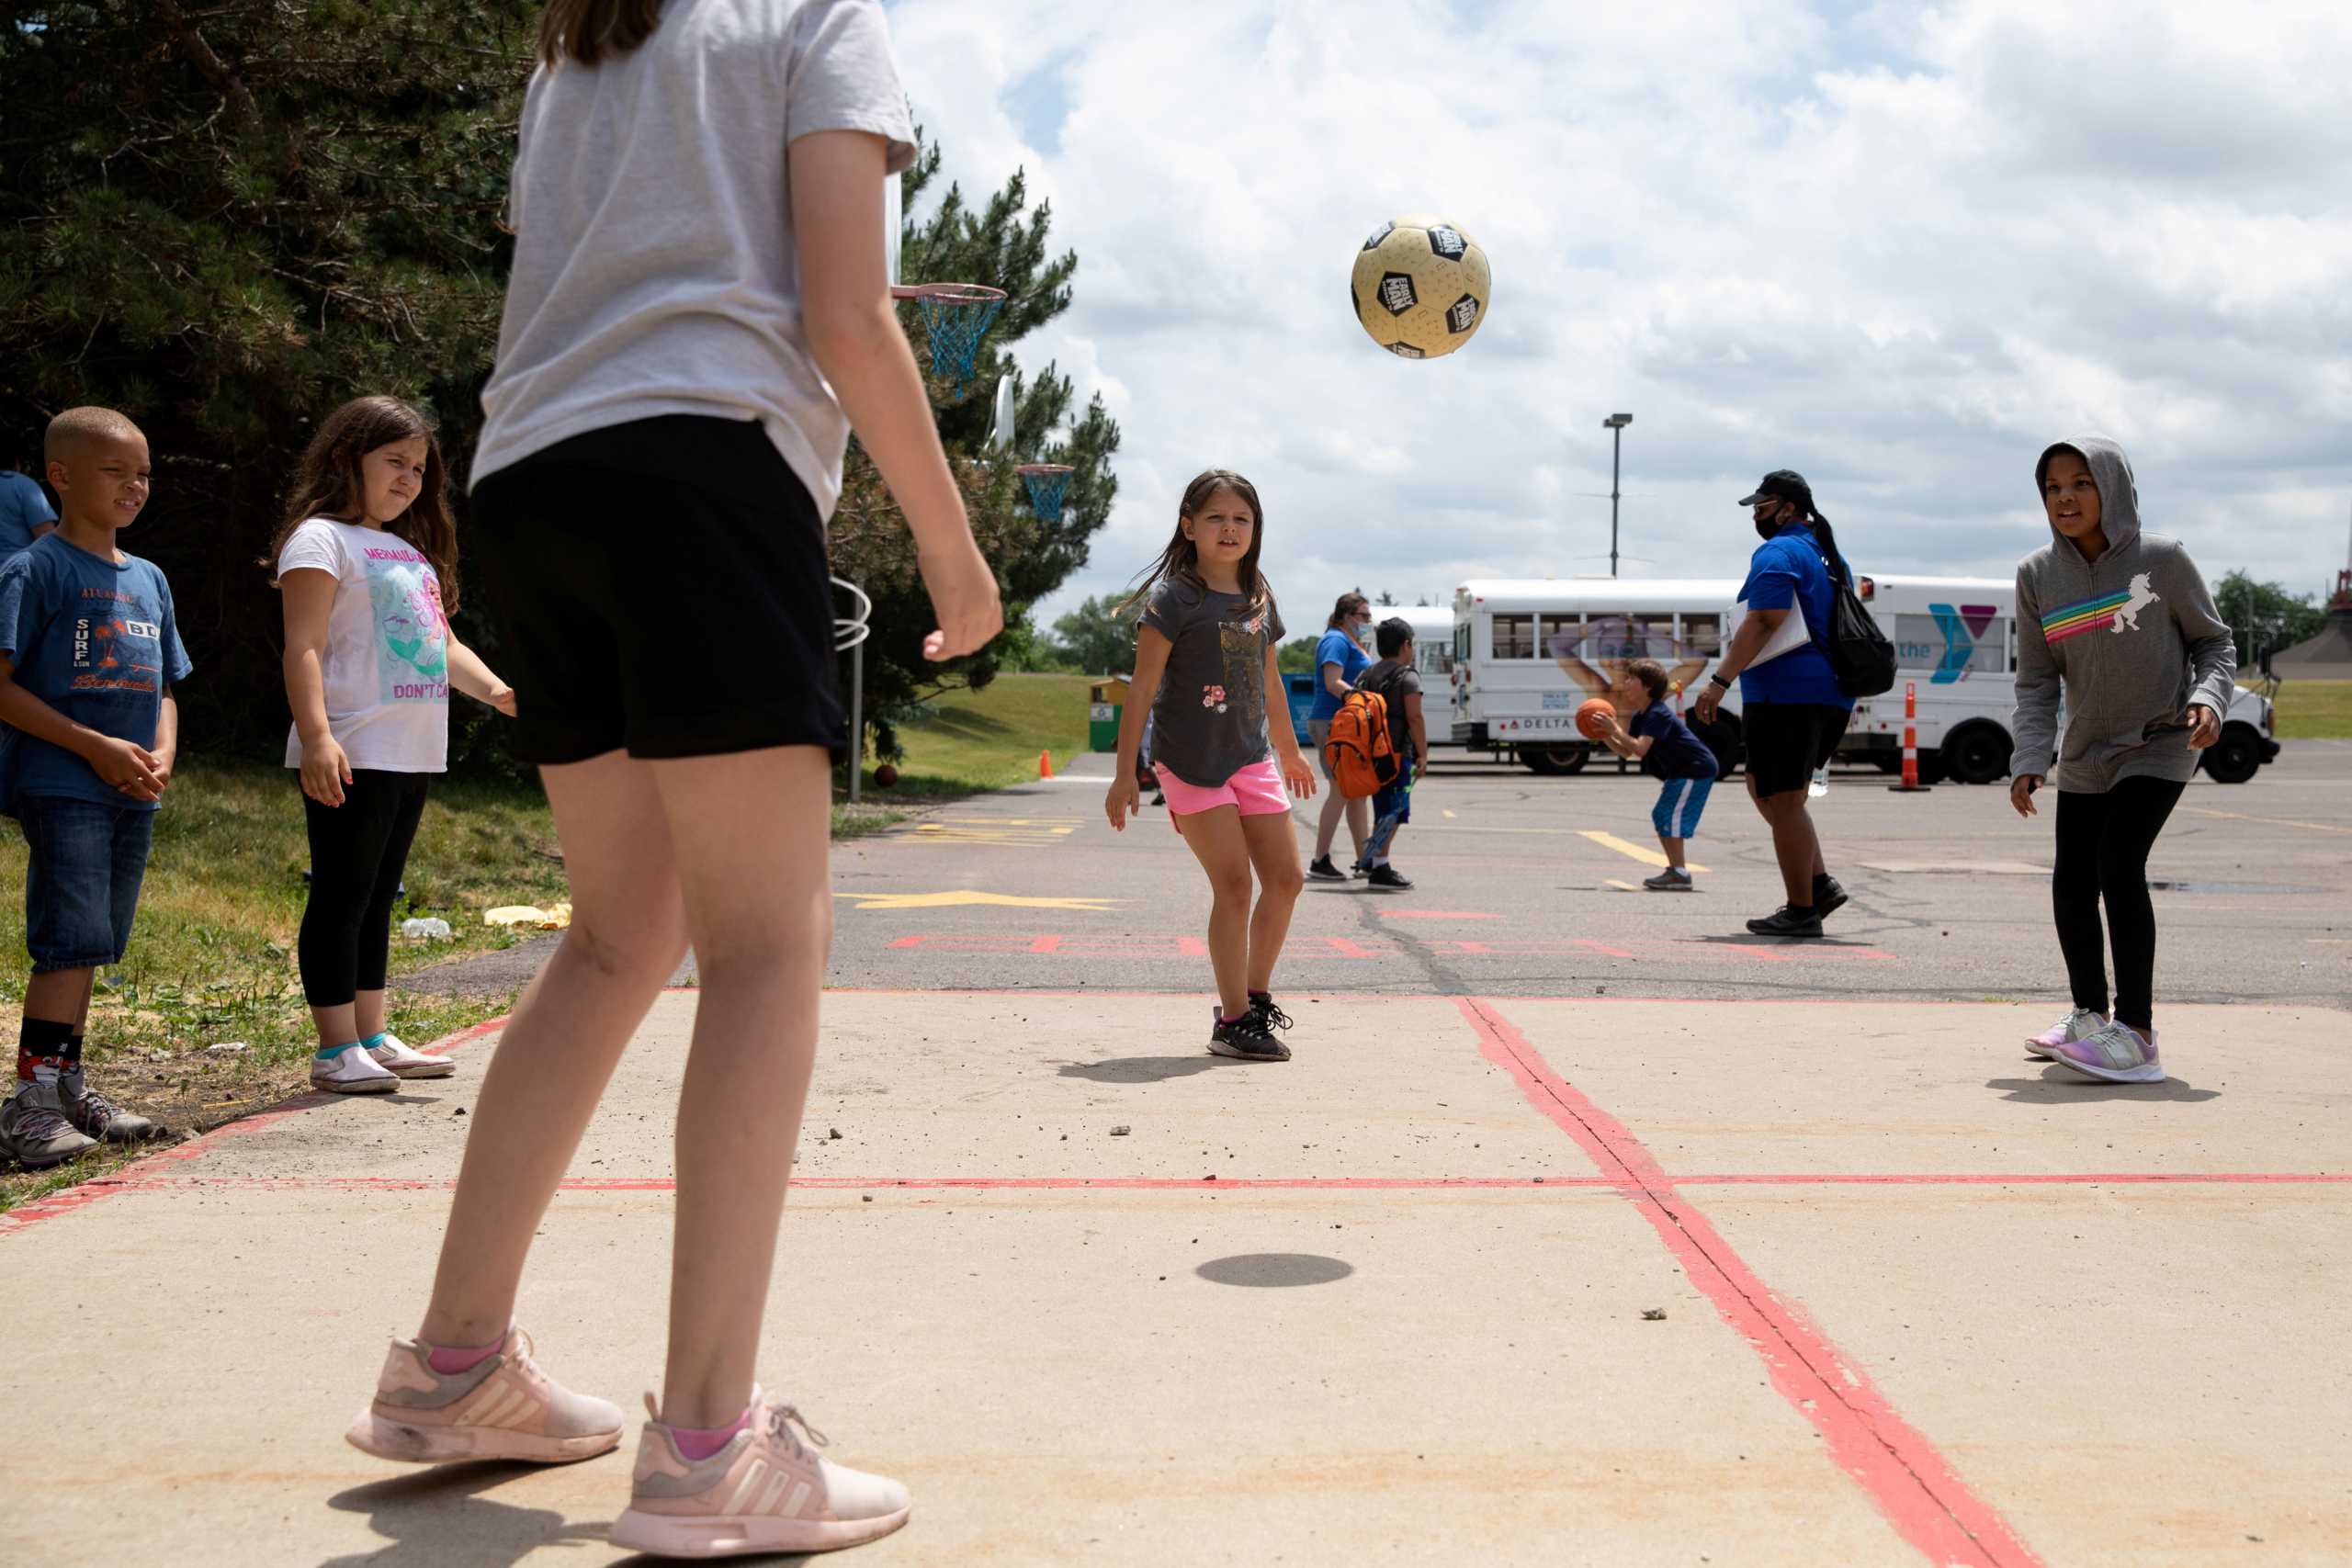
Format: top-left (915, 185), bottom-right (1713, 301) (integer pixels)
top-left (2039, 589), bottom-right (2132, 644)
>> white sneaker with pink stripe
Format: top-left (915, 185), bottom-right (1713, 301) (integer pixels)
top-left (345, 1326), bottom-right (622, 1464)
top-left (608, 1390), bottom-right (910, 1559)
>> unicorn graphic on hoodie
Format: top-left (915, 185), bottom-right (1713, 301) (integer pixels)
top-left (2009, 437), bottom-right (2235, 792)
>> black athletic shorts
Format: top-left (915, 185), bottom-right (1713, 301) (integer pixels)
top-left (1742, 701), bottom-right (1850, 797)
top-left (469, 414), bottom-right (845, 766)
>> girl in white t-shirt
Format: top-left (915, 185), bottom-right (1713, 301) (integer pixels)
top-left (341, 4), bottom-right (1000, 1553)
top-left (266, 396), bottom-right (514, 1096)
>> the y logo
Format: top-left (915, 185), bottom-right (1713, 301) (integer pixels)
top-left (1927, 604), bottom-right (1999, 683)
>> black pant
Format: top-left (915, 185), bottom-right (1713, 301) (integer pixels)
top-left (299, 772), bottom-right (430, 1008)
top-left (2052, 777), bottom-right (2185, 1033)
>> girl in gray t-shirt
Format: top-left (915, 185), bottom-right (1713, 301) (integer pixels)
top-left (1103, 469), bottom-right (1317, 1065)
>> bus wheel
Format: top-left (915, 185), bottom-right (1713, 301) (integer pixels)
top-left (1942, 723), bottom-right (2011, 785)
top-left (2199, 725), bottom-right (2263, 784)
top-left (1521, 742), bottom-right (1588, 776)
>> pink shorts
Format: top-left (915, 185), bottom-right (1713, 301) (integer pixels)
top-left (1154, 758), bottom-right (1290, 832)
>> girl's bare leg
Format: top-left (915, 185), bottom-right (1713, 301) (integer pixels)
top-left (650, 746), bottom-right (835, 1428)
top-left (1238, 809), bottom-right (1305, 993)
top-left (1173, 805), bottom-right (1254, 1018)
top-left (418, 752), bottom-right (689, 1349)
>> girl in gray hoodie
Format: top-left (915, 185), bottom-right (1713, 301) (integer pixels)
top-left (2008, 437), bottom-right (2235, 1085)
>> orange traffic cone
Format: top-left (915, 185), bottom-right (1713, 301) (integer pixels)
top-left (1038, 749), bottom-right (1054, 779)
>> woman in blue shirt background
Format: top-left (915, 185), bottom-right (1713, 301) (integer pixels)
top-left (1306, 592), bottom-right (1374, 880)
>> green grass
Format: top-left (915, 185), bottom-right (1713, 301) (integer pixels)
top-left (860, 672), bottom-right (1099, 797)
top-left (2250, 678), bottom-right (2352, 740)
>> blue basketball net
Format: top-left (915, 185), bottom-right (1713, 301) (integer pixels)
top-left (910, 289), bottom-right (1003, 399)
top-left (1018, 465), bottom-right (1074, 524)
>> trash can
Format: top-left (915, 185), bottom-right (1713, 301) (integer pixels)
top-left (1089, 675), bottom-right (1132, 751)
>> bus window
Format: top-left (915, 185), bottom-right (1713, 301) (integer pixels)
top-left (1492, 614), bottom-right (1536, 660)
top-left (1539, 615), bottom-right (1582, 660)
top-left (1455, 622), bottom-right (1471, 664)
top-left (1679, 613), bottom-right (1722, 659)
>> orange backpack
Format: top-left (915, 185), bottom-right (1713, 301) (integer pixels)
top-left (1324, 685), bottom-right (1400, 799)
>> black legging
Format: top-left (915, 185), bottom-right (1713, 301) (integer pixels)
top-left (2051, 777), bottom-right (2185, 1033)
top-left (299, 771), bottom-right (430, 1008)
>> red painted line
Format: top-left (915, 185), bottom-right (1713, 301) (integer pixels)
top-left (1456, 997), bottom-right (2042, 1568)
top-left (0, 1013), bottom-right (512, 1240)
top-left (74, 1169), bottom-right (2347, 1198)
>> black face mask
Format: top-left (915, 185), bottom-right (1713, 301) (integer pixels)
top-left (1754, 513), bottom-right (1783, 542)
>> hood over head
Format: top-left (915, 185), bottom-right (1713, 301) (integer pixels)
top-left (2035, 435), bottom-right (2140, 551)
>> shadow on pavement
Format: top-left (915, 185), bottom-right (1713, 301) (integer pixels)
top-left (1986, 1071), bottom-right (2222, 1103)
top-left (1683, 931), bottom-right (1887, 949)
top-left (1057, 1056), bottom-right (1232, 1084)
top-left (323, 1460), bottom-right (612, 1567)
top-left (1196, 1252), bottom-right (1355, 1287)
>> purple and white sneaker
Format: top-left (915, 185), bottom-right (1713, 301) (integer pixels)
top-left (2045, 1020), bottom-right (2165, 1085)
top-left (2025, 1007), bottom-right (2107, 1060)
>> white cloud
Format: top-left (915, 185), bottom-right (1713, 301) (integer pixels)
top-left (883, 0), bottom-right (2352, 628)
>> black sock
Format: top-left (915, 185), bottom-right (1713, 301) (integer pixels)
top-left (65, 1034), bottom-right (84, 1068)
top-left (17, 1018), bottom-right (74, 1087)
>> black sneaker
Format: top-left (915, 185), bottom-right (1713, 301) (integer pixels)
top-left (1813, 875), bottom-right (1849, 919)
top-left (1247, 991), bottom-right (1295, 1036)
top-left (1208, 1007), bottom-right (1291, 1062)
top-left (1306, 855), bottom-right (1346, 882)
top-left (1365, 864), bottom-right (1414, 890)
top-left (1746, 905), bottom-right (1824, 938)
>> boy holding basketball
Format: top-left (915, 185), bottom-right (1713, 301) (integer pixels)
top-left (1596, 659), bottom-right (1716, 891)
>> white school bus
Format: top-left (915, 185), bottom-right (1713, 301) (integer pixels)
top-left (1843, 575), bottom-right (2279, 784)
top-left (1396, 605), bottom-right (1460, 746)
top-left (1449, 574), bottom-right (2280, 784)
top-left (1449, 580), bottom-right (1745, 773)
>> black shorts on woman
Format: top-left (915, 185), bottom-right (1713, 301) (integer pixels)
top-left (469, 414), bottom-right (845, 766)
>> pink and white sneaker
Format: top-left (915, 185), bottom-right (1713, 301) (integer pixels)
top-left (2045, 1020), bottom-right (2165, 1085)
top-left (345, 1326), bottom-right (622, 1464)
top-left (368, 1032), bottom-right (455, 1079)
top-left (2025, 1007), bottom-right (2108, 1060)
top-left (608, 1390), bottom-right (910, 1559)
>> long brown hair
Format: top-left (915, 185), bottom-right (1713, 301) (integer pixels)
top-left (538, 0), bottom-right (665, 65)
top-left (1117, 468), bottom-right (1271, 618)
top-left (262, 396), bottom-right (460, 610)
top-left (1326, 592), bottom-right (1370, 631)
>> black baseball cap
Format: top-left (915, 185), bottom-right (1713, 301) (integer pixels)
top-left (1738, 469), bottom-right (1811, 507)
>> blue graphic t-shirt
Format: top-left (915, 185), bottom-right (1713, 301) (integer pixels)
top-left (1736, 524), bottom-right (1852, 709)
top-left (0, 534), bottom-right (194, 814)
top-left (1307, 626), bottom-right (1373, 721)
top-left (0, 470), bottom-right (56, 559)
top-left (1628, 701), bottom-right (1718, 781)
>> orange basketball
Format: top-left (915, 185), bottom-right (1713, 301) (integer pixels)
top-left (1575, 698), bottom-right (1615, 740)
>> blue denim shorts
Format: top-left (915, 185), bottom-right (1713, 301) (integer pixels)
top-left (17, 796), bottom-right (157, 972)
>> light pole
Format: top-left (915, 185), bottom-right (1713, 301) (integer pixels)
top-left (1601, 412), bottom-right (1633, 578)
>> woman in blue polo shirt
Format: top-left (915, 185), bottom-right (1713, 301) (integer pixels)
top-left (1691, 470), bottom-right (1855, 938)
top-left (1305, 592), bottom-right (1374, 880)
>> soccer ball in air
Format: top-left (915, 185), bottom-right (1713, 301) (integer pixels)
top-left (1350, 215), bottom-right (1491, 359)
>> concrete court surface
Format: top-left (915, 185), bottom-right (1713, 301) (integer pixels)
top-left (6, 985), bottom-right (2349, 1566)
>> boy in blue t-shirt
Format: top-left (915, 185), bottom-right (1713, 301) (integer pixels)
top-left (1594, 658), bottom-right (1719, 892)
top-left (0, 408), bottom-right (190, 1169)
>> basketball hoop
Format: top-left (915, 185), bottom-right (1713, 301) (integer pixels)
top-left (890, 283), bottom-right (1006, 398)
top-left (1016, 463), bottom-right (1076, 525)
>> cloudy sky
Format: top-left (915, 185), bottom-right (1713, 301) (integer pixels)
top-left (882, 0), bottom-right (2352, 630)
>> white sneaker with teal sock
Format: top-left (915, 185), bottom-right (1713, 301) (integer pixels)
top-left (367, 1032), bottom-right (454, 1079)
top-left (311, 1042), bottom-right (399, 1094)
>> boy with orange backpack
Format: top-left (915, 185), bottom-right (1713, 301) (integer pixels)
top-left (1326, 617), bottom-right (1423, 889)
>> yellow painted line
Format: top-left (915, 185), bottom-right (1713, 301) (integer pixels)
top-left (2178, 806), bottom-right (2352, 836)
top-left (1577, 829), bottom-right (1708, 874)
top-left (1442, 808), bottom-right (1457, 818)
top-left (1605, 878), bottom-right (1643, 892)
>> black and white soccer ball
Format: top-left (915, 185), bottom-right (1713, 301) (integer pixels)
top-left (1349, 215), bottom-right (1491, 359)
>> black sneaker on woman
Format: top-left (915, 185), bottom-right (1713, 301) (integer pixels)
top-left (1208, 1007), bottom-right (1291, 1062)
top-left (1247, 991), bottom-right (1294, 1037)
top-left (1306, 855), bottom-right (1346, 882)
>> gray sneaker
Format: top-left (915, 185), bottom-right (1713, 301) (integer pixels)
top-left (59, 1068), bottom-right (165, 1144)
top-left (1642, 868), bottom-right (1693, 891)
top-left (1, 1079), bottom-right (99, 1169)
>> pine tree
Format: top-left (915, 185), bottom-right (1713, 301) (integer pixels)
top-left (835, 136), bottom-right (1122, 761)
top-left (0, 0), bottom-right (537, 761)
